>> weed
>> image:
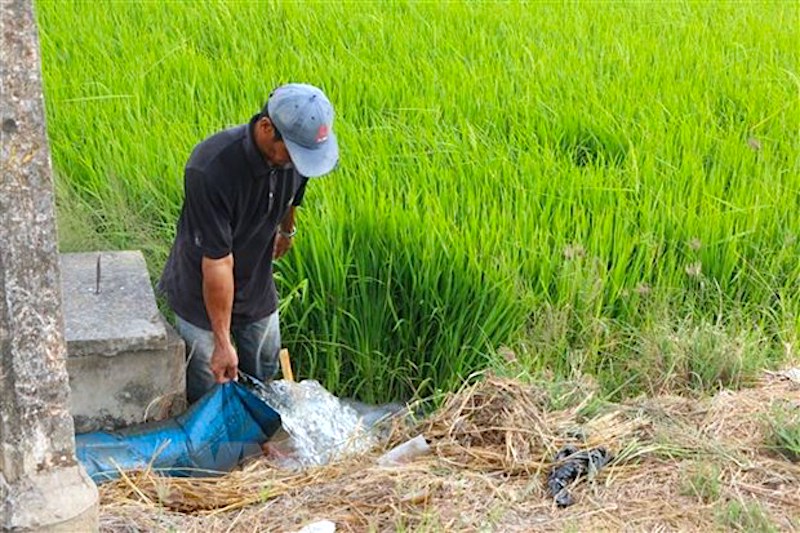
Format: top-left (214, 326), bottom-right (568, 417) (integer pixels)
top-left (681, 463), bottom-right (722, 504)
top-left (764, 402), bottom-right (800, 462)
top-left (716, 499), bottom-right (777, 533)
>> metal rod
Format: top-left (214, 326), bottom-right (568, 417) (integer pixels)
top-left (95, 254), bottom-right (101, 295)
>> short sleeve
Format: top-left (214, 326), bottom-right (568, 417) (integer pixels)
top-left (292, 176), bottom-right (309, 206)
top-left (183, 168), bottom-right (233, 259)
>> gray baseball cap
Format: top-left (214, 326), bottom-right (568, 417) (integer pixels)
top-left (266, 83), bottom-right (339, 178)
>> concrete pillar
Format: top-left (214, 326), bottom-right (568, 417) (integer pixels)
top-left (0, 0), bottom-right (99, 530)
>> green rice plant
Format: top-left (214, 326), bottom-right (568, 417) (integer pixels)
top-left (35, 0), bottom-right (800, 402)
top-left (276, 207), bottom-right (528, 402)
top-left (764, 402), bottom-right (800, 462)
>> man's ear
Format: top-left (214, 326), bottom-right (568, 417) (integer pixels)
top-left (262, 117), bottom-right (280, 140)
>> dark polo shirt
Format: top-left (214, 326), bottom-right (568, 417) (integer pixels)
top-left (158, 115), bottom-right (308, 330)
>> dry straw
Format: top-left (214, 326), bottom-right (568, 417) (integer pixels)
top-left (99, 372), bottom-right (800, 532)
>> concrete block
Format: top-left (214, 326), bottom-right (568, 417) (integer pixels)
top-left (61, 251), bottom-right (186, 433)
top-left (67, 321), bottom-right (186, 433)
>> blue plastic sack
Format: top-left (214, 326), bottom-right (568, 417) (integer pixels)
top-left (76, 381), bottom-right (281, 483)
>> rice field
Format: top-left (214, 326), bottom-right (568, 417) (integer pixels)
top-left (35, 1), bottom-right (800, 403)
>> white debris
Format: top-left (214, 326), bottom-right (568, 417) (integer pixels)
top-left (377, 435), bottom-right (430, 467)
top-left (775, 367), bottom-right (800, 384)
top-left (295, 520), bottom-right (336, 533)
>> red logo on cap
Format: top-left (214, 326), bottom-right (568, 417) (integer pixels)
top-left (315, 124), bottom-right (329, 143)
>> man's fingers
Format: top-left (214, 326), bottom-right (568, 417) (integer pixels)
top-left (212, 364), bottom-right (230, 383)
top-left (210, 343), bottom-right (238, 384)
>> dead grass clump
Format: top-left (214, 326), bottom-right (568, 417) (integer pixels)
top-left (100, 459), bottom-right (303, 514)
top-left (403, 374), bottom-right (648, 475)
top-left (413, 375), bottom-right (553, 472)
top-left (97, 369), bottom-right (800, 532)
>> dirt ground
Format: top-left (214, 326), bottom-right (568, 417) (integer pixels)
top-left (99, 370), bottom-right (800, 532)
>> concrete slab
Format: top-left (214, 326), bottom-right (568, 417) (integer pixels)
top-left (61, 250), bottom-right (187, 433)
top-left (61, 251), bottom-right (166, 357)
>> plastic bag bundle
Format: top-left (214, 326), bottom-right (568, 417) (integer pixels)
top-left (76, 381), bottom-right (281, 483)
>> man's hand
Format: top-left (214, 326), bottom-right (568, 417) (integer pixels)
top-left (273, 232), bottom-right (293, 259)
top-left (210, 339), bottom-right (238, 383)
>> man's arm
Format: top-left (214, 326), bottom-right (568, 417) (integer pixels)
top-left (202, 254), bottom-right (238, 382)
top-left (273, 207), bottom-right (297, 259)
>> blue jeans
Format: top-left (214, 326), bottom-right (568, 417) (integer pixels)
top-left (175, 311), bottom-right (281, 403)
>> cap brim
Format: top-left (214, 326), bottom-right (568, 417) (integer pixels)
top-left (283, 131), bottom-right (339, 178)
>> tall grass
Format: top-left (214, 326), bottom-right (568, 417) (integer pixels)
top-left (36, 1), bottom-right (800, 401)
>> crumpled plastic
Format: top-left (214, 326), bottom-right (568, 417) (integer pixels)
top-left (76, 380), bottom-right (281, 483)
top-left (547, 445), bottom-right (612, 507)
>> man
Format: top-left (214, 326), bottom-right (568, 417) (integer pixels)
top-left (159, 83), bottom-right (338, 403)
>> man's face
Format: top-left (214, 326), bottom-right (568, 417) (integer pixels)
top-left (256, 117), bottom-right (292, 167)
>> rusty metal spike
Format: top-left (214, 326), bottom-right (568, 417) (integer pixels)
top-left (95, 254), bottom-right (101, 295)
